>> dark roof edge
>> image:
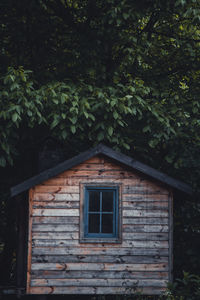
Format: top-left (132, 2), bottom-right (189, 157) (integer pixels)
top-left (11, 143), bottom-right (193, 197)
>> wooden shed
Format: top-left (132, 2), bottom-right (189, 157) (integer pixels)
top-left (11, 144), bottom-right (192, 296)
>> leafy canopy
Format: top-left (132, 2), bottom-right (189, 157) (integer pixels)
top-left (0, 0), bottom-right (200, 187)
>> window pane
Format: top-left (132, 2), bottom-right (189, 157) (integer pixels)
top-left (89, 214), bottom-right (100, 233)
top-left (102, 191), bottom-right (113, 212)
top-left (89, 191), bottom-right (100, 211)
top-left (102, 214), bottom-right (113, 233)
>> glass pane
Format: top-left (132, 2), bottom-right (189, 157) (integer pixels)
top-left (102, 214), bottom-right (113, 233)
top-left (89, 214), bottom-right (100, 233)
top-left (102, 191), bottom-right (113, 212)
top-left (89, 191), bottom-right (100, 211)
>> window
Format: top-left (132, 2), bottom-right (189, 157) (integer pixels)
top-left (80, 184), bottom-right (121, 243)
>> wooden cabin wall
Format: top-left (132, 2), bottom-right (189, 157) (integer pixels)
top-left (27, 155), bottom-right (172, 295)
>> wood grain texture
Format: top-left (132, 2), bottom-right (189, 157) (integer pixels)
top-left (33, 193), bottom-right (79, 201)
top-left (32, 216), bottom-right (79, 224)
top-left (31, 278), bottom-right (167, 287)
top-left (123, 217), bottom-right (168, 225)
top-left (123, 210), bottom-right (168, 217)
top-left (29, 286), bottom-right (166, 295)
top-left (31, 262), bottom-right (168, 271)
top-left (32, 239), bottom-right (169, 248)
top-left (32, 247), bottom-right (169, 256)
top-left (27, 155), bottom-right (171, 295)
top-left (32, 209), bottom-right (79, 217)
top-left (32, 224), bottom-right (79, 232)
top-left (31, 270), bottom-right (169, 280)
top-left (123, 201), bottom-right (168, 210)
top-left (32, 255), bottom-right (168, 264)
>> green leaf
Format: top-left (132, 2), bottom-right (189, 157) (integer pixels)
top-left (71, 125), bottom-right (76, 134)
top-left (61, 113), bottom-right (66, 119)
top-left (51, 118), bottom-right (59, 129)
top-left (12, 113), bottom-right (18, 123)
top-left (143, 125), bottom-right (151, 133)
top-left (97, 131), bottom-right (104, 141)
top-left (70, 116), bottom-right (77, 124)
top-left (149, 139), bottom-right (158, 148)
top-left (108, 126), bottom-right (113, 136)
top-left (0, 156), bottom-right (6, 167)
top-left (61, 130), bottom-right (67, 139)
top-left (27, 110), bottom-right (33, 117)
top-left (113, 111), bottom-right (119, 119)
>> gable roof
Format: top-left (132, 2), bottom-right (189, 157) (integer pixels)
top-left (11, 144), bottom-right (193, 197)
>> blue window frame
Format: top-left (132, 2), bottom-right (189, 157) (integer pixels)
top-left (84, 186), bottom-right (118, 238)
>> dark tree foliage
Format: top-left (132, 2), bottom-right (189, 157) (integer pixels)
top-left (0, 0), bottom-right (200, 294)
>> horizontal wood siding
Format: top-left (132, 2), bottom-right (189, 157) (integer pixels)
top-left (28, 155), bottom-right (170, 295)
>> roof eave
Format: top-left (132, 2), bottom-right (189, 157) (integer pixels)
top-left (10, 144), bottom-right (193, 197)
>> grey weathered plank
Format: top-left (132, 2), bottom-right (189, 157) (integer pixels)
top-left (34, 186), bottom-right (79, 193)
top-left (123, 217), bottom-right (168, 225)
top-left (28, 286), bottom-right (166, 295)
top-left (32, 255), bottom-right (168, 264)
top-left (32, 232), bottom-right (79, 240)
top-left (31, 270), bottom-right (169, 280)
top-left (34, 216), bottom-right (168, 225)
top-left (32, 247), bottom-right (169, 256)
top-left (31, 278), bottom-right (167, 287)
top-left (31, 262), bottom-right (168, 271)
top-left (123, 201), bottom-right (168, 210)
top-left (32, 232), bottom-right (168, 241)
top-left (123, 194), bottom-right (168, 201)
top-left (33, 201), bottom-right (79, 209)
top-left (32, 209), bottom-right (79, 217)
top-left (123, 233), bottom-right (168, 241)
top-left (32, 239), bottom-right (169, 248)
top-left (123, 186), bottom-right (169, 195)
top-left (32, 216), bottom-right (79, 224)
top-left (123, 225), bottom-right (169, 233)
top-left (33, 193), bottom-right (79, 201)
top-left (123, 210), bottom-right (168, 218)
top-left (32, 224), bottom-right (79, 232)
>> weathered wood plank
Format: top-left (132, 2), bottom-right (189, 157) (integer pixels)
top-left (123, 233), bottom-right (168, 241)
top-left (123, 217), bottom-right (168, 225)
top-left (34, 186), bottom-right (79, 194)
top-left (32, 232), bottom-right (168, 241)
top-left (123, 186), bottom-right (169, 195)
top-left (32, 247), bottom-right (169, 256)
top-left (32, 216), bottom-right (168, 225)
top-left (33, 193), bottom-right (79, 201)
top-left (29, 286), bottom-right (166, 295)
top-left (41, 177), bottom-right (167, 188)
top-left (32, 216), bottom-right (79, 224)
top-left (70, 162), bottom-right (126, 171)
top-left (123, 201), bottom-right (168, 210)
top-left (32, 209), bottom-right (79, 217)
top-left (32, 232), bottom-right (79, 240)
top-left (123, 225), bottom-right (169, 233)
top-left (123, 210), bottom-right (168, 218)
top-left (32, 240), bottom-right (169, 248)
top-left (32, 254), bottom-right (168, 264)
top-left (33, 201), bottom-right (79, 209)
top-left (31, 270), bottom-right (169, 280)
top-left (123, 194), bottom-right (168, 201)
top-left (31, 278), bottom-right (167, 287)
top-left (31, 262), bottom-right (168, 271)
top-left (32, 224), bottom-right (79, 232)
top-left (57, 169), bottom-right (137, 178)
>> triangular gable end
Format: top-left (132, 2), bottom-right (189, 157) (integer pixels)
top-left (11, 144), bottom-right (193, 197)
